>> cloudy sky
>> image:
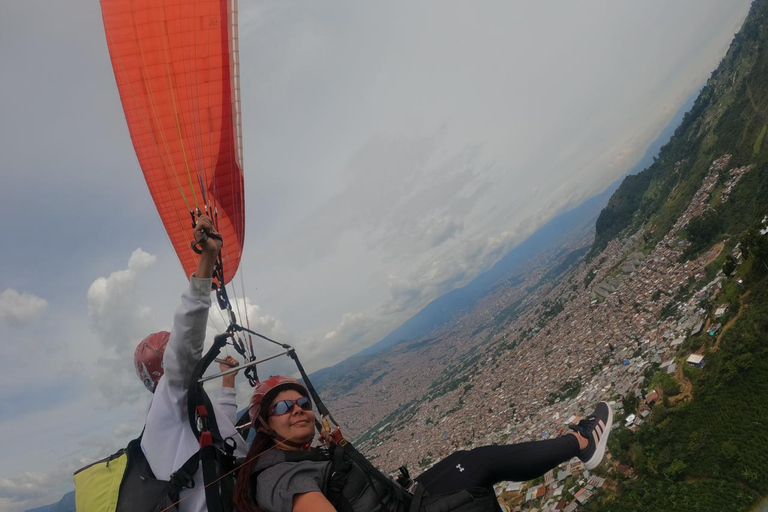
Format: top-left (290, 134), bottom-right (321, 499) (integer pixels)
top-left (0, 0), bottom-right (753, 509)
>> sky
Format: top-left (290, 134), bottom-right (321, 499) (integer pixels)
top-left (0, 0), bottom-right (754, 510)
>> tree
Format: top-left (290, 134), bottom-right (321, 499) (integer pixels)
top-left (723, 254), bottom-right (737, 276)
top-left (686, 210), bottom-right (723, 253)
top-left (623, 394), bottom-right (639, 415)
top-left (663, 459), bottom-right (688, 481)
top-left (742, 468), bottom-right (759, 484)
top-left (739, 227), bottom-right (768, 275)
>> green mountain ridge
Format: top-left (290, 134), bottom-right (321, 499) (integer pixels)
top-left (582, 1), bottom-right (768, 510)
top-left (591, 0), bottom-right (768, 257)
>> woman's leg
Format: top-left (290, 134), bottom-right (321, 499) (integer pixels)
top-left (416, 435), bottom-right (580, 495)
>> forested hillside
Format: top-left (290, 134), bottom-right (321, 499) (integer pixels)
top-left (583, 1), bottom-right (768, 510)
top-left (591, 0), bottom-right (768, 257)
top-left (588, 251), bottom-right (768, 511)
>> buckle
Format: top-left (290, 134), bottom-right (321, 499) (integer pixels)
top-left (170, 469), bottom-right (195, 489)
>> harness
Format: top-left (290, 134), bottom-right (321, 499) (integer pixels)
top-left (251, 444), bottom-right (411, 512)
top-left (185, 331), bottom-right (245, 512)
top-left (250, 443), bottom-right (502, 512)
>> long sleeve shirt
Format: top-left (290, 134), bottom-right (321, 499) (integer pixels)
top-left (142, 277), bottom-right (248, 512)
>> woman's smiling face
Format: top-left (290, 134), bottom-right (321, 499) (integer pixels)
top-left (267, 389), bottom-right (315, 448)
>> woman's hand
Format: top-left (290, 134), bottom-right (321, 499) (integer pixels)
top-left (192, 215), bottom-right (222, 278)
top-left (317, 427), bottom-right (333, 446)
top-left (292, 492), bottom-right (337, 512)
top-left (218, 356), bottom-right (239, 388)
top-left (194, 215), bottom-right (222, 254)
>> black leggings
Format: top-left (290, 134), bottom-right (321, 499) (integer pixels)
top-left (415, 435), bottom-right (580, 494)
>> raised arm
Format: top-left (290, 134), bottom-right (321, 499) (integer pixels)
top-left (154, 217), bottom-right (222, 406)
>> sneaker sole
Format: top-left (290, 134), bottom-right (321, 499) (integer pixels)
top-left (584, 404), bottom-right (613, 470)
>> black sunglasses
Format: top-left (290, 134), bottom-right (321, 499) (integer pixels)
top-left (270, 396), bottom-right (312, 416)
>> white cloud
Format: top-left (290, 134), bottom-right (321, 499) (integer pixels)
top-left (206, 298), bottom-right (381, 376)
top-left (87, 248), bottom-right (158, 404)
top-left (380, 228), bottom-right (518, 316)
top-left (423, 216), bottom-right (464, 248)
top-left (0, 289), bottom-right (47, 328)
top-left (0, 469), bottom-right (70, 512)
top-left (112, 423), bottom-right (136, 438)
top-left (0, 419), bottom-right (143, 512)
top-left (0, 386), bottom-right (146, 512)
top-left (87, 248), bottom-right (156, 352)
top-left (287, 312), bottom-right (381, 372)
top-left (383, 276), bottom-right (424, 315)
top-left (212, 296), bottom-right (289, 344)
top-left (324, 313), bottom-right (377, 349)
top-left (0, 472), bottom-right (55, 502)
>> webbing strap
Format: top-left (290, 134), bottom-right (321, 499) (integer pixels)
top-left (409, 484), bottom-right (427, 512)
top-left (168, 451), bottom-right (201, 494)
top-left (324, 441), bottom-right (412, 510)
top-left (200, 445), bottom-right (223, 512)
top-left (338, 441), bottom-right (397, 491)
top-left (288, 349), bottom-right (338, 424)
top-left (187, 333), bottom-right (229, 444)
top-left (185, 333), bottom-right (235, 512)
top-left (326, 444), bottom-right (355, 512)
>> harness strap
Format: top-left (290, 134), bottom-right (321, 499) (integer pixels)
top-left (185, 332), bottom-right (238, 512)
top-left (329, 441), bottom-right (413, 510)
top-left (409, 484), bottom-right (427, 512)
top-left (288, 350), bottom-right (339, 425)
top-left (168, 451), bottom-right (201, 493)
top-left (200, 445), bottom-right (223, 512)
top-left (234, 407), bottom-right (253, 439)
top-left (187, 334), bottom-right (229, 444)
top-left (338, 441), bottom-right (396, 491)
top-left (326, 444), bottom-right (355, 512)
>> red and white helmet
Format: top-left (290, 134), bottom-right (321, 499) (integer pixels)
top-left (134, 331), bottom-right (170, 393)
top-left (248, 375), bottom-right (309, 424)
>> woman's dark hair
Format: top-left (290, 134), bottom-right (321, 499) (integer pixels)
top-left (233, 385), bottom-right (307, 512)
top-left (232, 431), bottom-right (273, 512)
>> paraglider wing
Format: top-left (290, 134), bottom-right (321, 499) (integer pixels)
top-left (101, 0), bottom-right (244, 284)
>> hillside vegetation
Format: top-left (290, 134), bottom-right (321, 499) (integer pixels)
top-left (588, 251), bottom-right (768, 512)
top-left (584, 1), bottom-right (768, 510)
top-left (591, 0), bottom-right (768, 257)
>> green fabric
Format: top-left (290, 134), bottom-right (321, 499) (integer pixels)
top-left (74, 451), bottom-right (128, 512)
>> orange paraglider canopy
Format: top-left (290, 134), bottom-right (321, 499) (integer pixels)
top-left (101, 0), bottom-right (244, 284)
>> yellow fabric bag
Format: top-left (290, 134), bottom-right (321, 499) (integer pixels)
top-left (73, 436), bottom-right (200, 512)
top-left (73, 449), bottom-right (128, 512)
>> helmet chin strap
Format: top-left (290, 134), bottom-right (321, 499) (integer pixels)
top-left (256, 416), bottom-right (311, 450)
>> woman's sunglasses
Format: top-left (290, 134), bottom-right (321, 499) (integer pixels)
top-left (270, 396), bottom-right (312, 416)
